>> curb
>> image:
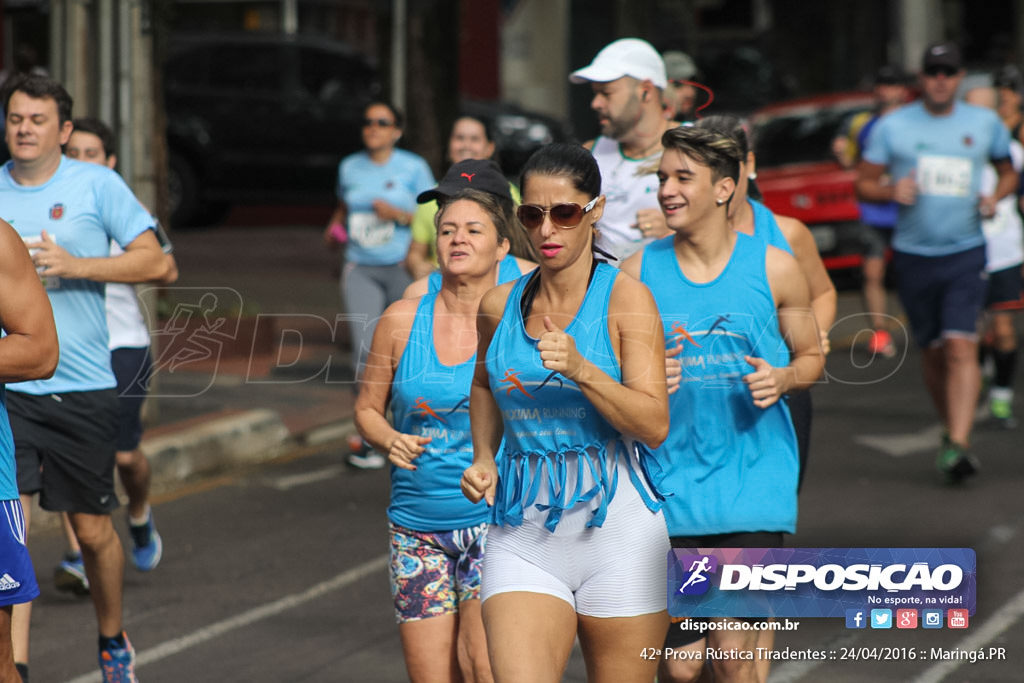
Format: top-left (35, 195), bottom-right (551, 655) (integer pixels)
top-left (141, 409), bottom-right (292, 482)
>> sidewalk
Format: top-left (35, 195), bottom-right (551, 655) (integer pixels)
top-left (138, 221), bottom-right (358, 485)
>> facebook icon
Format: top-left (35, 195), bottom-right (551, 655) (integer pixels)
top-left (845, 609), bottom-right (866, 629)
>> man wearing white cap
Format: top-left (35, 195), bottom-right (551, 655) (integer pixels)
top-left (570, 37), bottom-right (677, 261)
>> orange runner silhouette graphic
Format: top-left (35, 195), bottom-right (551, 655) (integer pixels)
top-left (414, 397), bottom-right (445, 422)
top-left (671, 322), bottom-right (702, 348)
top-left (499, 369), bottom-right (535, 399)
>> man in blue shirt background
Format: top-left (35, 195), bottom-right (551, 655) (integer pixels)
top-left (857, 42), bottom-right (1018, 482)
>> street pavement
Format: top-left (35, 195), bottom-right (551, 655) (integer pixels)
top-left (19, 221), bottom-right (1024, 681)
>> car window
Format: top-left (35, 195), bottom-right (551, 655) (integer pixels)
top-left (754, 104), bottom-right (870, 168)
top-left (165, 45), bottom-right (212, 90)
top-left (298, 47), bottom-right (374, 101)
top-left (207, 45), bottom-right (283, 92)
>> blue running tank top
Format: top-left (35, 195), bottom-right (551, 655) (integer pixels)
top-left (388, 293), bottom-right (489, 531)
top-left (486, 262), bottom-right (661, 531)
top-left (749, 198), bottom-right (793, 255)
top-left (427, 253), bottom-right (523, 294)
top-left (639, 232), bottom-right (799, 536)
top-left (0, 388), bottom-right (16, 500)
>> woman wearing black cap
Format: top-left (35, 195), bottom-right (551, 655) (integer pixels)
top-left (354, 169), bottom-right (521, 682)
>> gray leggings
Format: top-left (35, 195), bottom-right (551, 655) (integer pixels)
top-left (342, 261), bottom-right (412, 381)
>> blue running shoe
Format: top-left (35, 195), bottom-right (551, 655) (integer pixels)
top-left (54, 552), bottom-right (90, 596)
top-left (129, 512), bottom-right (163, 572)
top-left (99, 632), bottom-right (137, 683)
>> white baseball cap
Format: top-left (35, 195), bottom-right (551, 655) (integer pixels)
top-left (569, 38), bottom-right (668, 89)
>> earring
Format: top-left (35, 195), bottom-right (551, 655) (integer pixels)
top-left (748, 172), bottom-right (758, 180)
top-left (716, 198), bottom-right (725, 206)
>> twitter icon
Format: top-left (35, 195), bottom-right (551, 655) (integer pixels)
top-left (871, 609), bottom-right (892, 629)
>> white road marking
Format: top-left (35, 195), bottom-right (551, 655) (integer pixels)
top-left (268, 464), bottom-right (346, 490)
top-left (909, 587), bottom-right (1024, 683)
top-left (63, 554), bottom-right (389, 683)
top-left (303, 419), bottom-right (354, 447)
top-left (853, 424), bottom-right (946, 457)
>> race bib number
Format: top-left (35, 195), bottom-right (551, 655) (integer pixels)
top-left (917, 155), bottom-right (972, 197)
top-left (22, 235), bottom-right (60, 290)
top-left (348, 212), bottom-right (395, 249)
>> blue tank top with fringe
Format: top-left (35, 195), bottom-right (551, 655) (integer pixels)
top-left (485, 261), bottom-right (662, 531)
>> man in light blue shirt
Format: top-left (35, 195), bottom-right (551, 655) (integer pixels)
top-left (0, 74), bottom-right (171, 682)
top-left (857, 42), bottom-right (1018, 483)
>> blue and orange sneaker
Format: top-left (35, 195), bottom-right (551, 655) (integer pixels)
top-left (54, 552), bottom-right (90, 596)
top-left (99, 632), bottom-right (137, 683)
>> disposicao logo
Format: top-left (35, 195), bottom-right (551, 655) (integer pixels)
top-left (667, 548), bottom-right (975, 619)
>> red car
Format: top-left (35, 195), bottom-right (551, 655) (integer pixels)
top-left (750, 92), bottom-right (877, 272)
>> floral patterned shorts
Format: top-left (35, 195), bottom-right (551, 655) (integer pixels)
top-left (388, 521), bottom-right (487, 623)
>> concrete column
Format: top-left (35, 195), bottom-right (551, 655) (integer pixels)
top-left (282, 0), bottom-right (298, 35)
top-left (501, 0), bottom-right (570, 119)
top-left (391, 0), bottom-right (406, 112)
top-left (899, 0), bottom-right (943, 74)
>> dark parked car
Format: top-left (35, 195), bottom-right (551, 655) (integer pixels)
top-left (750, 92), bottom-right (877, 273)
top-left (163, 33), bottom-right (380, 226)
top-left (163, 34), bottom-right (574, 227)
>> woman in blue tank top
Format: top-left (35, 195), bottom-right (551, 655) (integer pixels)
top-left (354, 170), bottom-right (520, 682)
top-left (460, 144), bottom-right (670, 682)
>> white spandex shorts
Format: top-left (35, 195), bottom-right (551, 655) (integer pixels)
top-left (481, 457), bottom-right (669, 618)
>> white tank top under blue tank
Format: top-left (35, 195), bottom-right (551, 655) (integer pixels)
top-left (640, 232), bottom-right (798, 536)
top-left (388, 292), bottom-right (489, 531)
top-left (486, 262), bottom-right (662, 532)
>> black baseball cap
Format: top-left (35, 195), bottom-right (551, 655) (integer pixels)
top-left (994, 65), bottom-right (1024, 92)
top-left (922, 42), bottom-right (962, 71)
top-left (417, 159), bottom-right (511, 204)
top-left (874, 65), bottom-right (906, 86)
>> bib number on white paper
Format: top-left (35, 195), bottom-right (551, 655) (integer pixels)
top-left (917, 155), bottom-right (972, 197)
top-left (349, 212), bottom-right (395, 249)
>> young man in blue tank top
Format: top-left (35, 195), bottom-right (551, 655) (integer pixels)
top-left (622, 126), bottom-right (824, 683)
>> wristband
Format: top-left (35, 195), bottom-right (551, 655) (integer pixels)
top-left (328, 221), bottom-right (348, 244)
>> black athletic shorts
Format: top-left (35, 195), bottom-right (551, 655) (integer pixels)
top-left (665, 531), bottom-right (785, 648)
top-left (985, 264), bottom-right (1023, 308)
top-left (111, 346), bottom-right (152, 451)
top-left (10, 389), bottom-right (119, 514)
